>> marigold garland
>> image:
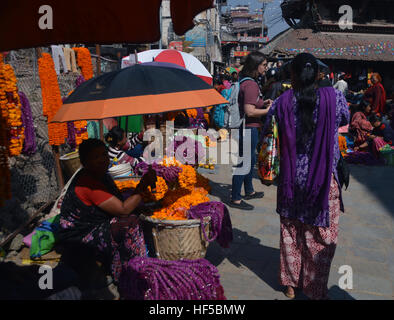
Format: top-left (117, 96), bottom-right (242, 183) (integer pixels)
top-left (0, 57), bottom-right (25, 156)
top-left (0, 54), bottom-right (13, 205)
top-left (114, 157), bottom-right (211, 220)
top-left (38, 53), bottom-right (67, 146)
top-left (339, 135), bottom-right (347, 157)
top-left (186, 108), bottom-right (198, 118)
top-left (66, 77), bottom-right (88, 148)
top-left (73, 47), bottom-right (94, 80)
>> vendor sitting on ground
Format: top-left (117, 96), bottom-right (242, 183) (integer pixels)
top-left (105, 126), bottom-right (144, 167)
top-left (56, 138), bottom-right (157, 285)
top-left (350, 101), bottom-right (373, 151)
top-left (368, 114), bottom-right (394, 156)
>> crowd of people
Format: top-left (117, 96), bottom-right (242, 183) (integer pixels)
top-left (53, 49), bottom-right (393, 301)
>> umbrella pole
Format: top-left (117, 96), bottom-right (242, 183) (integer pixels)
top-left (36, 47), bottom-right (65, 190)
top-left (96, 44), bottom-right (104, 141)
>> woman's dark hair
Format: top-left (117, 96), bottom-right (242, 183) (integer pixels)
top-left (240, 51), bottom-right (267, 79)
top-left (174, 111), bottom-right (190, 128)
top-left (359, 100), bottom-right (371, 112)
top-left (105, 126), bottom-right (125, 147)
top-left (79, 138), bottom-right (106, 166)
top-left (291, 53), bottom-right (319, 144)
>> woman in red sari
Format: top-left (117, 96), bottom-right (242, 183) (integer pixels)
top-left (364, 73), bottom-right (387, 114)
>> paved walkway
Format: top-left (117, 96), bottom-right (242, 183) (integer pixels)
top-left (204, 163), bottom-right (394, 300)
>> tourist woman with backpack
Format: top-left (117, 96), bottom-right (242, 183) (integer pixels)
top-left (229, 51), bottom-right (273, 210)
top-left (263, 53), bottom-right (350, 299)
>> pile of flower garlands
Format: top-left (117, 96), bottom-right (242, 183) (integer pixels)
top-left (0, 56), bottom-right (24, 156)
top-left (38, 53), bottom-right (67, 146)
top-left (339, 135), bottom-right (347, 157)
top-left (73, 47), bottom-right (94, 80)
top-left (119, 257), bottom-right (226, 300)
top-left (114, 157), bottom-right (212, 220)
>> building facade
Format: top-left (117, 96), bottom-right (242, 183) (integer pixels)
top-left (221, 5), bottom-right (269, 66)
top-left (263, 0), bottom-right (394, 95)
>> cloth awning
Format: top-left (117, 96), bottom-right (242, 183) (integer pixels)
top-left (261, 28), bottom-right (394, 62)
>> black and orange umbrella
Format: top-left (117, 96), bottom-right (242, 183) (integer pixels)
top-left (51, 62), bottom-right (227, 123)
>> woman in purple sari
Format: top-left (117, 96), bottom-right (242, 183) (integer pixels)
top-left (263, 53), bottom-right (350, 299)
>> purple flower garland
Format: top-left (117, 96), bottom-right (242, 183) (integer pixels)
top-left (64, 75), bottom-right (86, 150)
top-left (119, 257), bottom-right (226, 300)
top-left (167, 136), bottom-right (206, 165)
top-left (188, 201), bottom-right (233, 249)
top-left (135, 162), bottom-right (182, 183)
top-left (19, 92), bottom-right (37, 155)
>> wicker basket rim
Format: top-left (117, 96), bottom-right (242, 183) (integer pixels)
top-left (141, 215), bottom-right (210, 226)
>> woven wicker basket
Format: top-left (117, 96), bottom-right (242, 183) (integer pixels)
top-left (141, 215), bottom-right (210, 261)
top-left (60, 151), bottom-right (81, 179)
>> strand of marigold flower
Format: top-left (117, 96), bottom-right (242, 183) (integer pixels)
top-left (0, 53), bottom-right (17, 205)
top-left (0, 56), bottom-right (25, 156)
top-left (73, 47), bottom-right (94, 80)
top-left (38, 53), bottom-right (67, 146)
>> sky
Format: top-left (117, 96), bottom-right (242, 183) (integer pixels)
top-left (223, 0), bottom-right (290, 40)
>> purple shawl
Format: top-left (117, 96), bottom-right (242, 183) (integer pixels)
top-left (276, 87), bottom-right (336, 218)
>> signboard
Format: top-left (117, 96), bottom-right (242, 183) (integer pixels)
top-left (185, 25), bottom-right (206, 47)
top-left (234, 51), bottom-right (249, 57)
top-left (169, 41), bottom-right (183, 51)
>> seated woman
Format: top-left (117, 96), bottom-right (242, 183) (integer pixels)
top-left (368, 114), bottom-right (394, 157)
top-left (56, 139), bottom-right (157, 285)
top-left (105, 126), bottom-right (144, 168)
top-left (350, 101), bottom-right (373, 151)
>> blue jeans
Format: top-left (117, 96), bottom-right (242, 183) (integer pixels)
top-left (231, 126), bottom-right (260, 201)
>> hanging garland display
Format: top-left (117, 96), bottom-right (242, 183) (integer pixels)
top-left (70, 52), bottom-right (91, 146)
top-left (19, 92), bottom-right (37, 155)
top-left (0, 56), bottom-right (24, 156)
top-left (38, 53), bottom-right (68, 146)
top-left (73, 47), bottom-right (94, 80)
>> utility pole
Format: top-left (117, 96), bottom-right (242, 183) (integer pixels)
top-left (159, 2), bottom-right (163, 49)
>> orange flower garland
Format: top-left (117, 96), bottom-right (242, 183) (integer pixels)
top-left (0, 57), bottom-right (25, 156)
top-left (178, 164), bottom-right (197, 191)
top-left (66, 86), bottom-right (88, 147)
top-left (38, 53), bottom-right (67, 146)
top-left (114, 176), bottom-right (168, 202)
top-left (73, 47), bottom-right (94, 80)
top-left (186, 108), bottom-right (198, 118)
top-left (339, 135), bottom-right (347, 157)
top-left (114, 179), bottom-right (139, 191)
top-left (152, 187), bottom-right (210, 220)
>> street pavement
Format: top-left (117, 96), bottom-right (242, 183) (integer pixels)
top-left (204, 162), bottom-right (394, 300)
